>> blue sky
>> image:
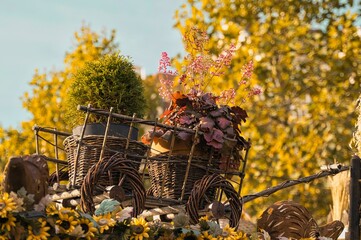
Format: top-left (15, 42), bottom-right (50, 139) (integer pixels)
top-left (0, 0), bottom-right (184, 129)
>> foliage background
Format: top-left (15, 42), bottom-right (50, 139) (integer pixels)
top-left (173, 0), bottom-right (361, 221)
top-left (1, 0), bottom-right (361, 223)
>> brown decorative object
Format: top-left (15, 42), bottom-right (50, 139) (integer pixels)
top-left (186, 174), bottom-right (243, 228)
top-left (3, 155), bottom-right (49, 203)
top-left (63, 135), bottom-right (147, 186)
top-left (257, 200), bottom-right (344, 240)
top-left (80, 153), bottom-right (145, 216)
top-left (147, 153), bottom-right (220, 201)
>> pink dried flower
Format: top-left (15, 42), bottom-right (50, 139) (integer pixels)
top-left (158, 73), bottom-right (175, 100)
top-left (158, 52), bottom-right (171, 73)
top-left (238, 79), bottom-right (247, 85)
top-left (157, 52), bottom-right (178, 100)
top-left (242, 60), bottom-right (253, 79)
top-left (158, 52), bottom-right (177, 75)
top-left (248, 86), bottom-right (262, 97)
top-left (189, 55), bottom-right (212, 74)
top-left (219, 89), bottom-right (236, 105)
top-left (213, 44), bottom-right (236, 76)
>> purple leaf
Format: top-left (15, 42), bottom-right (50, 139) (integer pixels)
top-left (206, 139), bottom-right (223, 149)
top-left (231, 106), bottom-right (248, 123)
top-left (212, 128), bottom-right (224, 143)
top-left (201, 92), bottom-right (217, 105)
top-left (204, 131), bottom-right (214, 142)
top-left (216, 117), bottom-right (231, 129)
top-left (177, 131), bottom-right (193, 141)
top-left (179, 115), bottom-right (194, 125)
top-left (224, 127), bottom-right (236, 138)
top-left (199, 117), bottom-right (215, 133)
top-left (210, 105), bottom-right (229, 117)
top-left (209, 108), bottom-right (223, 118)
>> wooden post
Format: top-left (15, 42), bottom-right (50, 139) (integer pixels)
top-left (348, 155), bottom-right (361, 240)
top-left (72, 104), bottom-right (91, 187)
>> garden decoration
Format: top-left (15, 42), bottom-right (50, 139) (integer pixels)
top-left (75, 105), bottom-right (246, 228)
top-left (63, 53), bottom-right (148, 188)
top-left (142, 27), bottom-right (260, 206)
top-left (3, 155), bottom-right (49, 205)
top-left (0, 122), bottom-right (352, 239)
top-left (64, 130), bottom-right (147, 187)
top-left (257, 200), bottom-right (344, 240)
top-left (1, 26), bottom-right (355, 238)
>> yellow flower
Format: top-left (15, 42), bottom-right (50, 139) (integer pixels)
top-left (0, 213), bottom-right (16, 232)
top-left (234, 231), bottom-right (248, 240)
top-left (0, 193), bottom-right (16, 217)
top-left (58, 207), bottom-right (79, 217)
top-left (27, 218), bottom-right (50, 240)
top-left (56, 212), bottom-right (78, 234)
top-left (217, 225), bottom-right (237, 240)
top-left (93, 212), bottom-right (116, 234)
top-left (78, 217), bottom-right (98, 239)
top-left (45, 202), bottom-right (58, 216)
top-left (0, 235), bottom-right (9, 240)
top-left (198, 231), bottom-right (217, 240)
top-left (199, 215), bottom-right (210, 221)
top-left (130, 217), bottom-right (150, 240)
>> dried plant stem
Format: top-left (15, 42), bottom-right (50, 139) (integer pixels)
top-left (328, 170), bottom-right (350, 223)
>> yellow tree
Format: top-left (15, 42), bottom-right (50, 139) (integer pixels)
top-left (0, 25), bottom-right (119, 170)
top-left (174, 1), bottom-right (361, 220)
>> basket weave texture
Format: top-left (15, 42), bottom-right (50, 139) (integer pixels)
top-left (64, 135), bottom-right (147, 186)
top-left (147, 153), bottom-right (220, 201)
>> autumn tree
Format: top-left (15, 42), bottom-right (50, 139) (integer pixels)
top-left (0, 25), bottom-right (119, 169)
top-left (174, 0), bottom-right (361, 220)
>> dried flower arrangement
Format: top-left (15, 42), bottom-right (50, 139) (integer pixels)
top-left (142, 27), bottom-right (261, 171)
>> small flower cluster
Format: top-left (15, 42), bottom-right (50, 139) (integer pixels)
top-left (0, 190), bottom-right (334, 240)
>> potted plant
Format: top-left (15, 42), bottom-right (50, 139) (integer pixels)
top-left (63, 53), bottom-right (148, 186)
top-left (142, 27), bottom-right (261, 199)
top-left (64, 52), bottom-right (147, 139)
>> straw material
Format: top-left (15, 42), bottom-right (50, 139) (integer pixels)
top-left (186, 174), bottom-right (243, 228)
top-left (147, 153), bottom-right (220, 201)
top-left (64, 135), bottom-right (147, 186)
top-left (80, 153), bottom-right (146, 215)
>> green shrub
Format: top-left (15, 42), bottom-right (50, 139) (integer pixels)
top-left (65, 53), bottom-right (146, 127)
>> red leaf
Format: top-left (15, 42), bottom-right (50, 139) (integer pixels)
top-left (159, 109), bottom-right (172, 120)
top-left (171, 91), bottom-right (189, 107)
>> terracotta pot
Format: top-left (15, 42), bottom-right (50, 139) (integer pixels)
top-left (150, 135), bottom-right (204, 156)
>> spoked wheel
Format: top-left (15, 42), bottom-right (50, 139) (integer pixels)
top-left (186, 173), bottom-right (242, 228)
top-left (80, 153), bottom-right (145, 216)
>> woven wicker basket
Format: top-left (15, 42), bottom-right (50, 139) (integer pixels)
top-left (64, 135), bottom-right (147, 186)
top-left (147, 153), bottom-right (220, 201)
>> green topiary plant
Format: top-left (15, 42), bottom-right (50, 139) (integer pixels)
top-left (65, 53), bottom-right (146, 128)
